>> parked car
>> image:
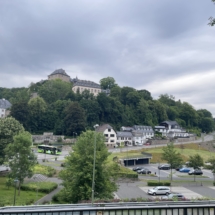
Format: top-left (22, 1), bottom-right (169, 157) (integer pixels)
top-left (161, 193), bottom-right (186, 200)
top-left (144, 142), bottom-right (151, 145)
top-left (147, 186), bottom-right (171, 196)
top-left (132, 166), bottom-right (143, 171)
top-left (137, 169), bottom-right (151, 174)
top-left (179, 167), bottom-right (190, 173)
top-left (175, 165), bottom-right (186, 171)
top-left (158, 164), bottom-right (171, 170)
top-left (188, 169), bottom-right (203, 175)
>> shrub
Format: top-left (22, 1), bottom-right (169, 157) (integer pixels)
top-left (21, 182), bottom-right (58, 193)
top-left (147, 181), bottom-right (171, 186)
top-left (116, 173), bottom-right (138, 179)
top-left (34, 164), bottom-right (56, 177)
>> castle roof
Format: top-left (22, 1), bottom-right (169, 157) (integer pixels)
top-left (72, 78), bottom-right (101, 89)
top-left (49, 69), bottom-right (70, 77)
top-left (0, 99), bottom-right (11, 109)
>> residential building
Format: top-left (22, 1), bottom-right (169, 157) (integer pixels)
top-left (116, 131), bottom-right (133, 146)
top-left (0, 98), bottom-right (11, 118)
top-left (132, 125), bottom-right (154, 145)
top-left (72, 77), bottom-right (102, 96)
top-left (156, 121), bottom-right (189, 138)
top-left (95, 124), bottom-right (117, 148)
top-left (48, 69), bottom-right (71, 82)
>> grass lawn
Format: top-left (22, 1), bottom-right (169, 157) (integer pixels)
top-left (109, 143), bottom-right (214, 163)
top-left (0, 177), bottom-right (45, 206)
top-left (176, 175), bottom-right (209, 178)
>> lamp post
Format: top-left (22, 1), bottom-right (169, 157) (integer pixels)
top-left (73, 132), bottom-right (77, 144)
top-left (13, 179), bottom-right (19, 206)
top-left (91, 124), bottom-right (99, 205)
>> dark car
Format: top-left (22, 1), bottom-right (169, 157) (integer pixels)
top-left (158, 164), bottom-right (171, 170)
top-left (132, 166), bottom-right (143, 171)
top-left (137, 169), bottom-right (151, 174)
top-left (188, 169), bottom-right (203, 175)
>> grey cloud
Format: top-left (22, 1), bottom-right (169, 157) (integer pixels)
top-left (0, 0), bottom-right (215, 115)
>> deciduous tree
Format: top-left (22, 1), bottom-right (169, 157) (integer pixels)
top-left (188, 154), bottom-right (204, 181)
top-left (162, 143), bottom-right (183, 181)
top-left (0, 117), bottom-right (24, 165)
top-left (5, 131), bottom-right (37, 195)
top-left (64, 102), bottom-right (86, 135)
top-left (100, 77), bottom-right (117, 89)
top-left (59, 130), bottom-right (118, 203)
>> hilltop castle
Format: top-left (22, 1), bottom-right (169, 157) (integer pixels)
top-left (48, 68), bottom-right (105, 96)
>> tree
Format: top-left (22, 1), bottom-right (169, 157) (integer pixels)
top-left (162, 143), bottom-right (183, 181)
top-left (10, 101), bottom-right (29, 129)
top-left (4, 131), bottom-right (37, 195)
top-left (38, 79), bottom-right (72, 103)
top-left (28, 96), bottom-right (47, 133)
top-left (64, 102), bottom-right (86, 135)
top-left (208, 0), bottom-right (215, 26)
top-left (207, 157), bottom-right (215, 181)
top-left (100, 77), bottom-right (117, 89)
top-left (59, 130), bottom-right (118, 203)
top-left (0, 117), bottom-right (24, 165)
top-left (188, 154), bottom-right (204, 181)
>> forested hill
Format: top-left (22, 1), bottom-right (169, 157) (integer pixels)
top-left (0, 77), bottom-right (214, 136)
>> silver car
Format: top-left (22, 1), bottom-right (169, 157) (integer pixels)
top-left (147, 186), bottom-right (171, 196)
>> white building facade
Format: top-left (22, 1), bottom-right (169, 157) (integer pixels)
top-left (0, 99), bottom-right (11, 118)
top-left (96, 124), bottom-right (117, 148)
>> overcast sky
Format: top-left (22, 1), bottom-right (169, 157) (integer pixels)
top-left (0, 0), bottom-right (215, 115)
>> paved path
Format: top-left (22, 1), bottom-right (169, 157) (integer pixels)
top-left (35, 185), bottom-right (63, 204)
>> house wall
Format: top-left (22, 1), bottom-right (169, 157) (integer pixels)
top-left (103, 128), bottom-right (117, 148)
top-left (116, 137), bottom-right (132, 146)
top-left (48, 74), bottom-right (70, 82)
top-left (0, 108), bottom-right (6, 118)
top-left (72, 86), bottom-right (101, 96)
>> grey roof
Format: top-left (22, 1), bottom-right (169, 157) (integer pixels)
top-left (73, 79), bottom-right (101, 89)
top-left (49, 69), bottom-right (70, 77)
top-left (120, 126), bottom-right (133, 131)
top-left (160, 121), bottom-right (179, 126)
top-left (133, 125), bottom-right (153, 130)
top-left (116, 131), bottom-right (133, 137)
top-left (95, 124), bottom-right (113, 133)
top-left (0, 99), bottom-right (11, 109)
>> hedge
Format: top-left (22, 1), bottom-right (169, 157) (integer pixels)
top-left (21, 181), bottom-right (58, 193)
top-left (116, 173), bottom-right (138, 179)
top-left (147, 181), bottom-right (171, 186)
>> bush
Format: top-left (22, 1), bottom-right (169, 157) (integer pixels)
top-left (147, 181), bottom-right (171, 186)
top-left (213, 182), bottom-right (215, 186)
top-left (33, 164), bottom-right (56, 177)
top-left (21, 182), bottom-right (58, 193)
top-left (116, 173), bottom-right (138, 179)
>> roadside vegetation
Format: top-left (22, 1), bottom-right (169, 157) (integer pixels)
top-left (0, 177), bottom-right (45, 206)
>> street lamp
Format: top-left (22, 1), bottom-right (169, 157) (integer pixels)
top-left (13, 179), bottom-right (19, 206)
top-left (91, 124), bottom-right (99, 205)
top-left (73, 132), bottom-right (77, 144)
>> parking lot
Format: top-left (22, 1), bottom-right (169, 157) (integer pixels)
top-left (130, 163), bottom-right (214, 179)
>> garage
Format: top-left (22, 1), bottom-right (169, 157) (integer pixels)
top-left (123, 152), bottom-right (152, 166)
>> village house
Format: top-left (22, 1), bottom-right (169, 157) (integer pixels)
top-left (0, 98), bottom-right (11, 118)
top-left (95, 124), bottom-right (117, 148)
top-left (155, 120), bottom-right (189, 138)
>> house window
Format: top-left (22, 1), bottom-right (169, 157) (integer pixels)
top-left (110, 140), bottom-right (114, 142)
top-left (104, 134), bottom-right (108, 137)
top-left (110, 134), bottom-right (115, 137)
top-left (108, 129), bottom-right (111, 132)
top-left (121, 137), bottom-right (124, 140)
